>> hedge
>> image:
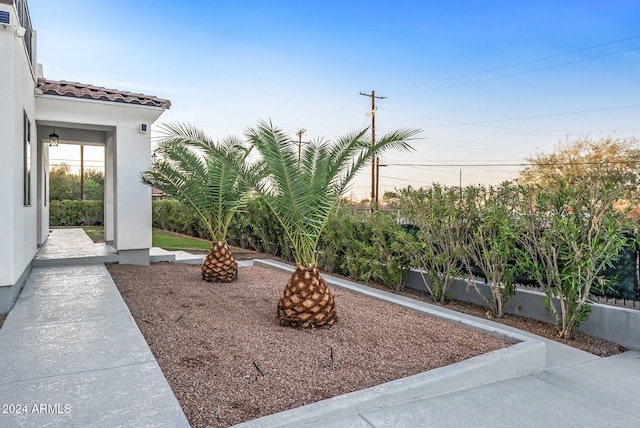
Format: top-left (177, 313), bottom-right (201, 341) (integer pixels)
top-left (48, 197), bottom-right (639, 300)
top-left (49, 200), bottom-right (104, 226)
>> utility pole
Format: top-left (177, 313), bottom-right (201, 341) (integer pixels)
top-left (375, 158), bottom-right (386, 208)
top-left (359, 90), bottom-right (386, 209)
top-left (296, 128), bottom-right (306, 164)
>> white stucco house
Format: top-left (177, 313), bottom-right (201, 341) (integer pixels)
top-left (0, 0), bottom-right (171, 313)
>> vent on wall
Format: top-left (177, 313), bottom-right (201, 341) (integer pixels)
top-left (0, 10), bottom-right (10, 25)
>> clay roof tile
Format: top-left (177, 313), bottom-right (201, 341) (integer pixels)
top-left (36, 78), bottom-right (171, 109)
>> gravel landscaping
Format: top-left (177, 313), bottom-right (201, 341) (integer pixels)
top-left (107, 262), bottom-right (510, 427)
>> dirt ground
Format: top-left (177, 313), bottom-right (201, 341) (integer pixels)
top-left (304, 260), bottom-right (626, 358)
top-left (107, 263), bottom-right (509, 427)
top-left (388, 286), bottom-right (625, 357)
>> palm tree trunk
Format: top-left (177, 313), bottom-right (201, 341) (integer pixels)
top-left (278, 266), bottom-right (337, 328)
top-left (202, 241), bottom-right (238, 283)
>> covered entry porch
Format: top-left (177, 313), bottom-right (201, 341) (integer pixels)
top-left (35, 79), bottom-right (171, 265)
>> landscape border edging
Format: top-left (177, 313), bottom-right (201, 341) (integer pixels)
top-left (239, 259), bottom-right (545, 428)
top-left (403, 270), bottom-right (640, 351)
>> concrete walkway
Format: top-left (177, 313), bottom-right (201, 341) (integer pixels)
top-left (0, 229), bottom-right (189, 427)
top-left (1, 229), bottom-right (639, 427)
top-left (33, 228), bottom-right (206, 266)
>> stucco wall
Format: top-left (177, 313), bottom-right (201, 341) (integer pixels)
top-left (35, 96), bottom-right (162, 256)
top-left (0, 3), bottom-right (37, 295)
top-left (113, 124), bottom-right (152, 251)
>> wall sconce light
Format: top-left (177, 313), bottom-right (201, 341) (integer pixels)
top-left (15, 25), bottom-right (26, 38)
top-left (49, 127), bottom-right (59, 147)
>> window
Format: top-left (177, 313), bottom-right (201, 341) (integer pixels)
top-left (23, 110), bottom-right (31, 206)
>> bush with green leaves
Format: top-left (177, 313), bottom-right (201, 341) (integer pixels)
top-left (519, 180), bottom-right (634, 338)
top-left (316, 204), bottom-right (360, 274)
top-left (49, 200), bottom-right (104, 226)
top-left (331, 210), bottom-right (415, 291)
top-left (49, 164), bottom-right (105, 201)
top-left (152, 199), bottom-right (209, 238)
top-left (462, 182), bottom-right (521, 318)
top-left (338, 212), bottom-right (374, 279)
top-left (367, 212), bottom-right (416, 291)
top-left (396, 184), bottom-right (468, 303)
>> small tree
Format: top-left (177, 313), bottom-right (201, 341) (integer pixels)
top-left (462, 182), bottom-right (521, 318)
top-left (83, 169), bottom-right (105, 200)
top-left (141, 124), bottom-right (253, 283)
top-left (397, 184), bottom-right (468, 303)
top-left (519, 135), bottom-right (640, 197)
top-left (49, 163), bottom-right (79, 200)
top-left (183, 120), bottom-right (418, 327)
top-left (519, 180), bottom-right (632, 338)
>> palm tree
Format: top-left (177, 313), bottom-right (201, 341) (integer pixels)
top-left (141, 123), bottom-right (251, 282)
top-left (240, 121), bottom-right (418, 327)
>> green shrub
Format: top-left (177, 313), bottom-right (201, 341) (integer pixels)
top-left (519, 180), bottom-right (634, 338)
top-left (152, 199), bottom-right (209, 238)
top-left (336, 210), bottom-right (415, 291)
top-left (396, 184), bottom-right (469, 303)
top-left (227, 197), bottom-right (289, 257)
top-left (373, 215), bottom-right (416, 291)
top-left (49, 200), bottom-right (104, 226)
top-left (317, 205), bottom-right (362, 275)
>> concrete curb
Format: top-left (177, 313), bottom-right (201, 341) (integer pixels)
top-left (32, 254), bottom-right (119, 267)
top-left (235, 260), bottom-right (546, 428)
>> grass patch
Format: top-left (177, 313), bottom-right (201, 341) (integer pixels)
top-left (82, 226), bottom-right (212, 252)
top-left (83, 226), bottom-right (104, 242)
top-left (151, 229), bottom-right (212, 252)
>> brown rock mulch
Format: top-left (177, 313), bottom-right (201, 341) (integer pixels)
top-left (107, 262), bottom-right (509, 427)
top-left (386, 286), bottom-right (626, 357)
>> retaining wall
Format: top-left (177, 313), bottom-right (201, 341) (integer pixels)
top-left (405, 270), bottom-right (640, 351)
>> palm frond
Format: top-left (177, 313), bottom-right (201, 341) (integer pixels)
top-left (141, 122), bottom-right (251, 242)
top-left (243, 121), bottom-right (420, 267)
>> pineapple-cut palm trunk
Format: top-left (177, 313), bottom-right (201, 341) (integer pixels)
top-left (202, 241), bottom-right (238, 283)
top-left (278, 266), bottom-right (337, 328)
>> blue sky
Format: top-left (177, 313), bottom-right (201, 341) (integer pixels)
top-left (30, 0), bottom-right (640, 199)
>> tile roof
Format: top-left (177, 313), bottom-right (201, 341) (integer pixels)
top-left (36, 78), bottom-right (171, 109)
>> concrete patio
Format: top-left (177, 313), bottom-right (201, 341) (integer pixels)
top-left (1, 228), bottom-right (639, 427)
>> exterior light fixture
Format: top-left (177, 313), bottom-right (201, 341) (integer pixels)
top-left (15, 26), bottom-right (26, 38)
top-left (49, 127), bottom-right (59, 147)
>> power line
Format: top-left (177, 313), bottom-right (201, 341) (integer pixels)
top-left (385, 34), bottom-right (640, 95)
top-left (388, 160), bottom-right (640, 168)
top-left (380, 103), bottom-right (640, 133)
top-left (378, 174), bottom-right (425, 184)
top-left (396, 46), bottom-right (640, 96)
top-left (440, 104), bottom-right (640, 127)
